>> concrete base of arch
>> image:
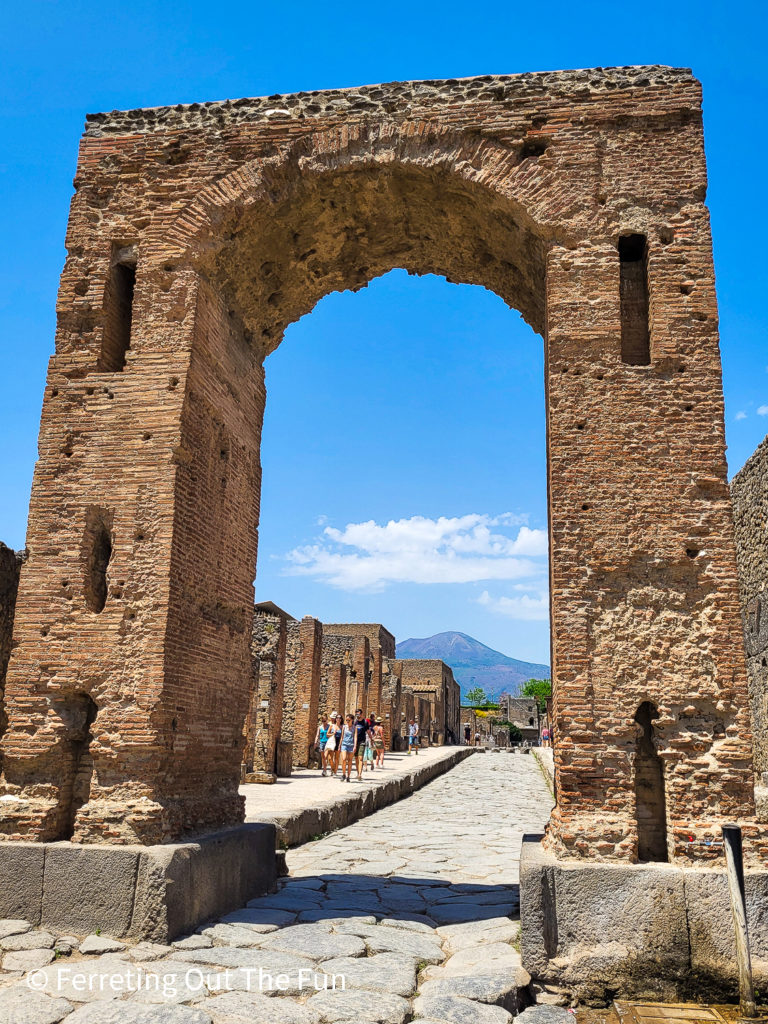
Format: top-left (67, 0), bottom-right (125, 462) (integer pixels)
top-left (0, 822), bottom-right (277, 943)
top-left (520, 833), bottom-right (768, 1005)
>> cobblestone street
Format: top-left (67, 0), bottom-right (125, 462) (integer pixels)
top-left (0, 752), bottom-right (555, 1024)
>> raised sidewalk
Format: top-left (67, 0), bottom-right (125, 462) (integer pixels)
top-left (242, 745), bottom-right (476, 847)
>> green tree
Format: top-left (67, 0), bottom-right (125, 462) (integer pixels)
top-left (465, 686), bottom-right (487, 707)
top-left (521, 678), bottom-right (552, 715)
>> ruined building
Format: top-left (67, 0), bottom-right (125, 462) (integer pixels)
top-left (731, 432), bottom-right (768, 810)
top-left (0, 66), bottom-right (761, 876)
top-left (392, 659), bottom-right (461, 744)
top-left (500, 695), bottom-right (541, 743)
top-left (239, 611), bottom-right (460, 775)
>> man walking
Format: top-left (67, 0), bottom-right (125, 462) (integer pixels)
top-left (353, 708), bottom-right (369, 780)
top-left (408, 718), bottom-right (419, 755)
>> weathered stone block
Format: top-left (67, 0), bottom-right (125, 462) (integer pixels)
top-left (520, 834), bottom-right (768, 1004)
top-left (131, 822), bottom-right (277, 941)
top-left (0, 842), bottom-right (43, 922)
top-left (42, 843), bottom-right (140, 935)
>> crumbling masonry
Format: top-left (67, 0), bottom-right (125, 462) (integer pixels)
top-left (0, 66), bottom-right (762, 865)
top-left (731, 433), bottom-right (768, 805)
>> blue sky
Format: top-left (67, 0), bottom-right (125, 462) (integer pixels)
top-left (1, 0), bottom-right (766, 664)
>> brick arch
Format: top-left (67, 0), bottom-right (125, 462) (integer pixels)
top-left (156, 120), bottom-right (574, 272)
top-left (0, 70), bottom-right (760, 861)
top-left (148, 121), bottom-right (579, 357)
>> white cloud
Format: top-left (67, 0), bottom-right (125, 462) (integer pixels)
top-left (477, 589), bottom-right (550, 622)
top-left (283, 513), bottom-right (547, 591)
top-left (758, 405), bottom-right (768, 416)
top-left (735, 410), bottom-right (747, 421)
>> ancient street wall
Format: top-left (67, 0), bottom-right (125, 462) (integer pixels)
top-left (731, 433), bottom-right (768, 782)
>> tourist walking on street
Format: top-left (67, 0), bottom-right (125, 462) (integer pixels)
top-left (354, 709), bottom-right (369, 780)
top-left (340, 714), bottom-right (356, 781)
top-left (314, 714), bottom-right (330, 776)
top-left (408, 718), bottom-right (419, 754)
top-left (373, 719), bottom-right (385, 768)
top-left (328, 713), bottom-right (342, 775)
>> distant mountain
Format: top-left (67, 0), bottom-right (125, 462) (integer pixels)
top-left (395, 631), bottom-right (550, 701)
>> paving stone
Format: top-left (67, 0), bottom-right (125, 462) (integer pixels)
top-left (124, 942), bottom-right (173, 962)
top-left (359, 927), bottom-right (445, 964)
top-left (194, 991), bottom-right (321, 1023)
top-left (436, 917), bottom-right (516, 940)
top-left (442, 922), bottom-right (519, 954)
top-left (428, 903), bottom-right (516, 926)
top-left (318, 952), bottom-right (418, 997)
top-left (308, 988), bottom-right (410, 1024)
top-left (417, 969), bottom-right (531, 1011)
top-left (279, 878), bottom-right (325, 890)
top-left (515, 1006), bottom-right (574, 1024)
top-left (2, 948), bottom-right (55, 971)
top-left (379, 916), bottom-right (437, 933)
top-left (0, 987), bottom-right (72, 1024)
top-left (1, 929), bottom-right (55, 951)
top-left (412, 993), bottom-right (512, 1024)
top-left (79, 935), bottom-right (126, 955)
top-left (247, 893), bottom-right (324, 913)
top-left (259, 925), bottom-right (365, 960)
top-left (0, 921), bottom-right (31, 941)
top-left (172, 935), bottom-right (214, 951)
top-left (200, 924), bottom-right (267, 947)
top-left (436, 942), bottom-right (522, 979)
top-left (297, 908), bottom-right (377, 923)
top-left (63, 1003), bottom-right (213, 1023)
top-left (220, 907), bottom-right (295, 930)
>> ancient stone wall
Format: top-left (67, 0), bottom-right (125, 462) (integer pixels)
top-left (284, 616), bottom-right (322, 768)
top-left (731, 433), bottom-right (768, 782)
top-left (0, 67), bottom-right (758, 860)
top-left (242, 603), bottom-right (293, 779)
top-left (0, 545), bottom-right (22, 770)
top-left (319, 633), bottom-right (349, 716)
top-left (323, 624), bottom-right (395, 659)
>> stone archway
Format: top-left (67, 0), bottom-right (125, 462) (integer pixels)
top-left (0, 68), bottom-right (760, 865)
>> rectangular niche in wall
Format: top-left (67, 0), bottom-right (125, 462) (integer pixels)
top-left (99, 244), bottom-right (137, 372)
top-left (619, 233), bottom-right (651, 366)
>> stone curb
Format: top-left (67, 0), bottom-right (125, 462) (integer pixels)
top-left (265, 748), bottom-right (477, 847)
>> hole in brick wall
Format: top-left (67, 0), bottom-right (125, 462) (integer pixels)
top-left (55, 693), bottom-right (98, 841)
top-left (99, 247), bottom-right (136, 372)
top-left (634, 701), bottom-right (669, 862)
top-left (520, 137), bottom-right (548, 160)
top-left (619, 233), bottom-right (651, 366)
top-left (686, 548), bottom-right (700, 559)
top-left (82, 508), bottom-right (114, 613)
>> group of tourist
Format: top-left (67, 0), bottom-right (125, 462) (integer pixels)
top-left (313, 711), bottom-right (421, 781)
